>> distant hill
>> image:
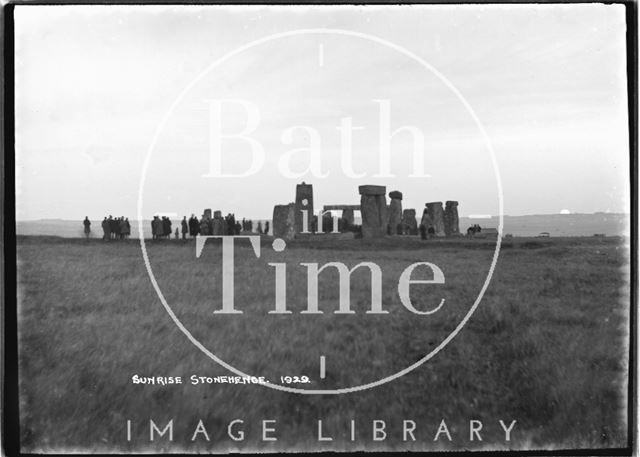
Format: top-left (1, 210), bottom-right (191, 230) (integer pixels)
top-left (15, 213), bottom-right (630, 238)
top-left (459, 213), bottom-right (630, 237)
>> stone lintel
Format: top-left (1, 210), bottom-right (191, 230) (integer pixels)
top-left (358, 185), bottom-right (386, 196)
top-left (323, 205), bottom-right (361, 211)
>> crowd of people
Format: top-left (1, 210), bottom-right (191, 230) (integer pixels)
top-left (187, 214), bottom-right (270, 237)
top-left (151, 216), bottom-right (174, 240)
top-left (466, 224), bottom-right (483, 237)
top-left (86, 215), bottom-right (131, 240)
top-left (82, 214), bottom-right (271, 241)
top-left (82, 215), bottom-right (480, 241)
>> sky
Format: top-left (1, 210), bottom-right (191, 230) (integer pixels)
top-left (14, 4), bottom-right (630, 220)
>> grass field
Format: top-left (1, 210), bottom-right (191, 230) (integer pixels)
top-left (15, 235), bottom-right (630, 453)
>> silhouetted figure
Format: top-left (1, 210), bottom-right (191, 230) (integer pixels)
top-left (163, 217), bottom-right (171, 239)
top-left (108, 216), bottom-right (115, 240)
top-left (116, 217), bottom-right (122, 239)
top-left (419, 224), bottom-right (427, 240)
top-left (119, 217), bottom-right (126, 240)
top-left (257, 221), bottom-right (263, 234)
top-left (181, 216), bottom-right (188, 240)
top-left (102, 217), bottom-right (109, 240)
top-left (225, 214), bottom-right (237, 235)
top-left (124, 218), bottom-right (131, 239)
top-left (152, 216), bottom-right (161, 240)
top-left (83, 217), bottom-right (91, 239)
top-left (200, 216), bottom-right (210, 236)
top-left (466, 224), bottom-right (482, 238)
top-left (188, 214), bottom-right (199, 237)
top-left (427, 226), bottom-right (435, 239)
top-left (264, 221), bottom-right (269, 235)
top-left (175, 227), bottom-right (179, 240)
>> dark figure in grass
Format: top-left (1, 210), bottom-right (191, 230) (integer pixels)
top-left (83, 217), bottom-right (91, 239)
top-left (264, 221), bottom-right (270, 235)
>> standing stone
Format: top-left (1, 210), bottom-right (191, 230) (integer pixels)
top-left (421, 202), bottom-right (445, 237)
top-left (294, 182), bottom-right (314, 233)
top-left (213, 210), bottom-right (222, 219)
top-left (273, 203), bottom-right (296, 240)
top-left (444, 201), bottom-right (460, 236)
top-left (321, 212), bottom-right (334, 233)
top-left (402, 209), bottom-right (418, 235)
top-left (204, 209), bottom-right (212, 219)
top-left (342, 208), bottom-right (355, 228)
top-left (388, 191), bottom-right (403, 236)
top-left (359, 185), bottom-right (388, 238)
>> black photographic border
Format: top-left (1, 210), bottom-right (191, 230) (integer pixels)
top-left (1, 1), bottom-right (636, 455)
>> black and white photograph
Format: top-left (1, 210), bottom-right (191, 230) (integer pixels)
top-left (7, 2), bottom-right (635, 454)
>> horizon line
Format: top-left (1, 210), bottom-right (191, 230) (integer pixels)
top-left (14, 211), bottom-right (631, 223)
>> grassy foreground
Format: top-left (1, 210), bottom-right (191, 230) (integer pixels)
top-left (15, 235), bottom-right (630, 452)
